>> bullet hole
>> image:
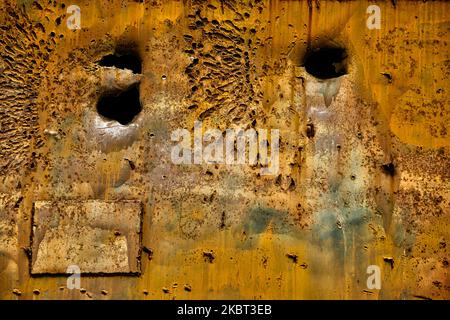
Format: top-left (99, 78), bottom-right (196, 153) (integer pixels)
top-left (350, 174), bottom-right (356, 180)
top-left (381, 72), bottom-right (393, 83)
top-left (304, 47), bottom-right (347, 79)
top-left (97, 85), bottom-right (142, 125)
top-left (383, 257), bottom-right (394, 269)
top-left (184, 284), bottom-right (192, 292)
top-left (262, 256), bottom-right (268, 268)
top-left (28, 160), bottom-right (36, 170)
top-left (306, 123), bottom-right (315, 138)
top-left (98, 50), bottom-right (142, 74)
top-left (381, 162), bottom-right (396, 176)
top-left (286, 253), bottom-right (298, 263)
top-left (202, 250), bottom-right (215, 263)
top-left (143, 246), bottom-right (153, 260)
top-left (161, 74), bottom-right (167, 80)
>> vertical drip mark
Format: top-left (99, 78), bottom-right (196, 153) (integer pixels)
top-left (307, 0), bottom-right (313, 51)
top-left (300, 76), bottom-right (307, 111)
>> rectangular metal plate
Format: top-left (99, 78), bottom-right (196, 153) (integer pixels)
top-left (31, 200), bottom-right (142, 275)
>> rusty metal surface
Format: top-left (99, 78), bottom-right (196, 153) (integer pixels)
top-left (0, 0), bottom-right (449, 300)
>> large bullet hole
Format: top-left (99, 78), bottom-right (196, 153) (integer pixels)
top-left (304, 47), bottom-right (347, 79)
top-left (97, 85), bottom-right (142, 125)
top-left (98, 51), bottom-right (142, 74)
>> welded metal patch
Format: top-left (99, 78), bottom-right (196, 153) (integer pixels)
top-left (30, 200), bottom-right (142, 275)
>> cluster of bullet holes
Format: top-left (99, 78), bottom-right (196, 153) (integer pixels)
top-left (97, 46), bottom-right (142, 125)
top-left (303, 47), bottom-right (347, 79)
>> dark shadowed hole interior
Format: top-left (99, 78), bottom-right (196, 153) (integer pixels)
top-left (304, 47), bottom-right (347, 79)
top-left (98, 52), bottom-right (142, 74)
top-left (97, 85), bottom-right (142, 125)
